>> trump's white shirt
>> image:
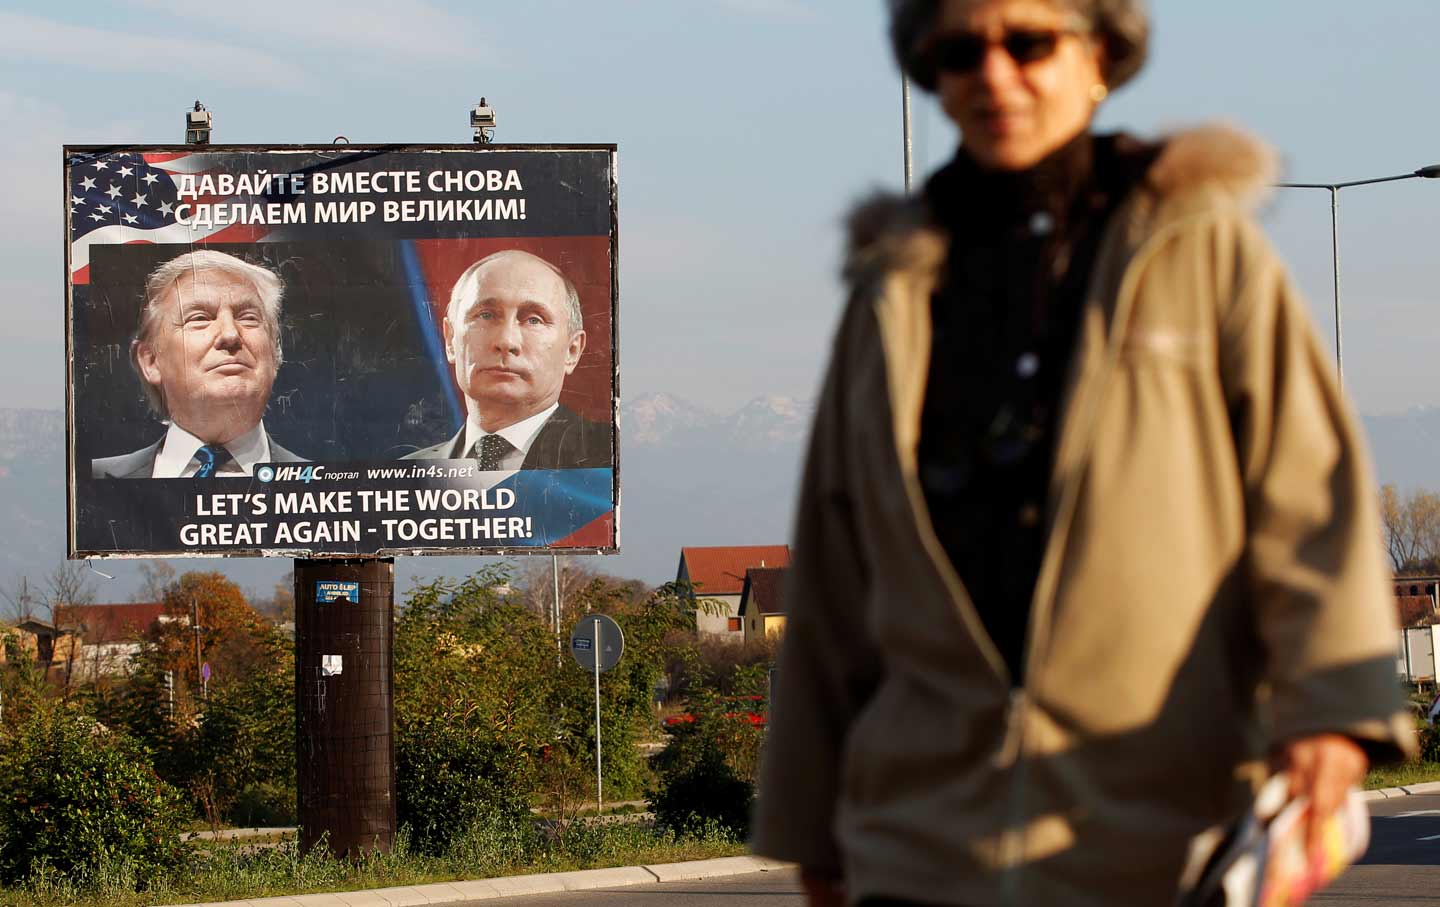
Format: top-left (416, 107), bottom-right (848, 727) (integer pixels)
top-left (151, 422), bottom-right (272, 478)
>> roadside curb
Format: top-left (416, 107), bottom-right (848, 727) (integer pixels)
top-left (155, 855), bottom-right (794, 907)
top-left (1362, 780), bottom-right (1440, 801)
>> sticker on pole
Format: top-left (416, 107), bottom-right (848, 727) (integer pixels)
top-left (316, 581), bottom-right (360, 604)
top-left (570, 614), bottom-right (623, 673)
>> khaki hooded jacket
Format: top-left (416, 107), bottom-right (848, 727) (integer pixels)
top-left (751, 127), bottom-right (1415, 906)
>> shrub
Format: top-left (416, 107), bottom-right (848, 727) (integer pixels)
top-left (1419, 724), bottom-right (1440, 763)
top-left (394, 715), bottom-right (532, 855)
top-left (0, 707), bottom-right (189, 887)
top-left (185, 662), bottom-right (295, 827)
top-left (648, 729), bottom-right (753, 839)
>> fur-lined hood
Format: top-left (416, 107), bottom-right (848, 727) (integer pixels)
top-left (844, 124), bottom-right (1279, 282)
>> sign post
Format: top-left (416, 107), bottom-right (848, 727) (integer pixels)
top-left (569, 614), bottom-right (623, 816)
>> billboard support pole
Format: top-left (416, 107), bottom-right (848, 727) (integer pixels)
top-left (295, 558), bottom-right (396, 858)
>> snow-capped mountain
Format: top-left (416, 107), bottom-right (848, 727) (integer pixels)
top-left (619, 393), bottom-right (719, 447)
top-left (620, 392), bottom-right (811, 451)
top-left (719, 395), bottom-right (815, 450)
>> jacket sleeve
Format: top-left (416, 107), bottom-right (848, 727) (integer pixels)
top-left (1217, 214), bottom-right (1416, 764)
top-left (750, 298), bottom-right (883, 873)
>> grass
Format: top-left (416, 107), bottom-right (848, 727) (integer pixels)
top-left (0, 817), bottom-right (746, 907)
top-left (1365, 760), bottom-right (1440, 790)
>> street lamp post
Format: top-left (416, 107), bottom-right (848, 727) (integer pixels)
top-left (901, 74), bottom-right (914, 194)
top-left (1277, 164), bottom-right (1440, 381)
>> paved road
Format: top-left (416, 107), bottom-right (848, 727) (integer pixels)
top-left (484, 868), bottom-right (804, 905)
top-left (1317, 791), bottom-right (1440, 904)
top-left (484, 794), bottom-right (1440, 906)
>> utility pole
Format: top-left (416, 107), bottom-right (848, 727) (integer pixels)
top-left (191, 598), bottom-right (203, 699)
top-left (902, 75), bottom-right (914, 194)
top-left (552, 555), bottom-right (563, 664)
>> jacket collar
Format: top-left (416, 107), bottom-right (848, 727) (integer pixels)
top-left (844, 125), bottom-right (1278, 288)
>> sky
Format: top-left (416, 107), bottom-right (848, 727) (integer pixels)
top-left (2, 1), bottom-right (1440, 597)
top-left (3, 1), bottom-right (1439, 418)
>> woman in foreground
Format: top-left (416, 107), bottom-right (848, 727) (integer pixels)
top-left (752, 1), bottom-right (1414, 904)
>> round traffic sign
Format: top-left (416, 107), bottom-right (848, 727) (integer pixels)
top-left (570, 614), bottom-right (624, 673)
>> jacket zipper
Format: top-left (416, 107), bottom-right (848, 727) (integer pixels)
top-left (1000, 219), bottom-right (1196, 906)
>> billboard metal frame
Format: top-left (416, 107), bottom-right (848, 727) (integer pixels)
top-left (64, 143), bottom-right (620, 559)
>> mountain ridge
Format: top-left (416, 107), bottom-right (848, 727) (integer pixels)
top-left (5, 400), bottom-right (1433, 601)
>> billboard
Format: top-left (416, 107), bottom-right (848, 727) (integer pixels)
top-left (65, 144), bottom-right (618, 558)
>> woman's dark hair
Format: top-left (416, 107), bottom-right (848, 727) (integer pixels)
top-left (889, 0), bottom-right (1149, 93)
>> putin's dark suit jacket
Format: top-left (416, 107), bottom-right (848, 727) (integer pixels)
top-left (92, 438), bottom-right (307, 479)
top-left (401, 404), bottom-right (613, 469)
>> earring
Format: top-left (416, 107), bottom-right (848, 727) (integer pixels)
top-left (1090, 83), bottom-right (1109, 103)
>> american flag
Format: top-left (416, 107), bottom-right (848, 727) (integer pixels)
top-left (68, 151), bottom-right (265, 283)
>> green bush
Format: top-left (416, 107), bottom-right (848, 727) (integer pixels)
top-left (186, 663), bottom-right (295, 827)
top-left (648, 730), bottom-right (753, 839)
top-left (0, 708), bottom-right (190, 887)
top-left (1419, 724), bottom-right (1440, 763)
top-left (394, 716), bottom-right (533, 855)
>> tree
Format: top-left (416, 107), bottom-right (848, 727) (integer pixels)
top-left (513, 557), bottom-right (602, 627)
top-left (150, 572), bottom-right (273, 717)
top-left (1382, 484), bottom-right (1440, 574)
top-left (249, 568), bottom-right (295, 622)
top-left (392, 568), bottom-right (694, 840)
top-left (0, 574), bottom-right (40, 622)
top-left (0, 629), bottom-right (49, 733)
top-left (394, 566), bottom-right (552, 853)
top-left (135, 561), bottom-right (177, 603)
top-left (549, 579), bottom-right (702, 800)
top-left (45, 563), bottom-right (95, 701)
top-left (90, 581), bottom-right (294, 827)
top-left (183, 631), bottom-right (295, 828)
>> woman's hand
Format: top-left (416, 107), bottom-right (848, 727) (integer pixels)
top-left (1275, 733), bottom-right (1368, 854)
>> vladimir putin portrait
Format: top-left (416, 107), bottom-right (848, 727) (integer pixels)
top-left (92, 249), bottom-right (306, 479)
top-left (404, 249), bottom-right (613, 469)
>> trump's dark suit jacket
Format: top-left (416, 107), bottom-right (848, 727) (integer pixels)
top-left (92, 438), bottom-right (307, 479)
top-left (401, 404), bottom-right (613, 469)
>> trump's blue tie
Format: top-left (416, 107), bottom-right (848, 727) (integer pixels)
top-left (193, 444), bottom-right (232, 478)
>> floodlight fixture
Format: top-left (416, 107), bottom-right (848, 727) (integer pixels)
top-left (470, 97), bottom-right (496, 144)
top-left (185, 100), bottom-right (212, 145)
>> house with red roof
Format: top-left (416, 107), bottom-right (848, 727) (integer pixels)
top-left (738, 566), bottom-right (789, 644)
top-left (60, 602), bottom-right (167, 679)
top-left (1394, 577), bottom-right (1440, 685)
top-left (676, 545), bottom-right (791, 640)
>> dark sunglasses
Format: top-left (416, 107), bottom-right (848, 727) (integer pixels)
top-left (929, 28), bottom-right (1081, 74)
